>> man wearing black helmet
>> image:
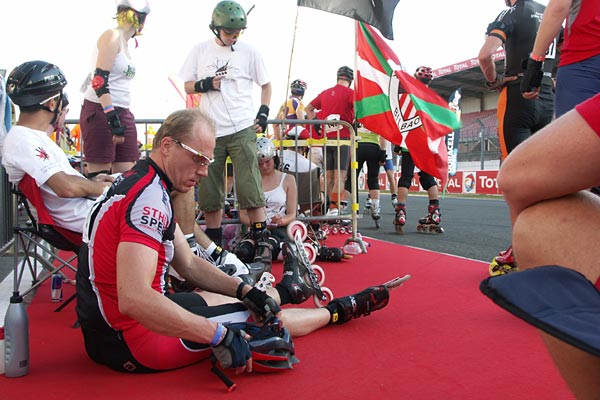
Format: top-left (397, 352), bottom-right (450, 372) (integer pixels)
top-left (478, 0), bottom-right (558, 275)
top-left (179, 0), bottom-right (273, 265)
top-left (305, 66), bottom-right (355, 217)
top-left (2, 60), bottom-right (113, 235)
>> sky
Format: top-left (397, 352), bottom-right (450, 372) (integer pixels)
top-left (1, 0), bottom-right (548, 121)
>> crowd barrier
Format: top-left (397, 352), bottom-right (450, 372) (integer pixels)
top-left (270, 118), bottom-right (365, 252)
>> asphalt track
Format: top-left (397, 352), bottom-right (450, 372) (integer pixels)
top-left (353, 193), bottom-right (511, 264)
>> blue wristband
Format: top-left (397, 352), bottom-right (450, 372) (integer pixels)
top-left (210, 323), bottom-right (226, 347)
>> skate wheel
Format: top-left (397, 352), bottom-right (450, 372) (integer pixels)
top-left (339, 227), bottom-right (347, 234)
top-left (332, 227), bottom-right (339, 235)
top-left (311, 264), bottom-right (326, 286)
top-left (287, 221), bottom-right (308, 242)
top-left (303, 243), bottom-right (317, 264)
top-left (314, 286), bottom-right (333, 308)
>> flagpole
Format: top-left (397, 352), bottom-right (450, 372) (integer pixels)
top-left (348, 21), bottom-right (363, 252)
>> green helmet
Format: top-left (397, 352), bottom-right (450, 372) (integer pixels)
top-left (210, 1), bottom-right (247, 30)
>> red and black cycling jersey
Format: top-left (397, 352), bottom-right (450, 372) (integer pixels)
top-left (486, 0), bottom-right (559, 78)
top-left (76, 158), bottom-right (177, 333)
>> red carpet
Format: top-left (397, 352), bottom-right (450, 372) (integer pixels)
top-left (1, 237), bottom-right (574, 399)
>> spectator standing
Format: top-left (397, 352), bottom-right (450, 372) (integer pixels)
top-left (179, 1), bottom-right (273, 263)
top-left (80, 0), bottom-right (150, 177)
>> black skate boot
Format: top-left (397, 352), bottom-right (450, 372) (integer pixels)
top-left (279, 241), bottom-right (317, 304)
top-left (393, 203), bottom-right (407, 234)
top-left (416, 204), bottom-right (444, 234)
top-left (326, 284), bottom-right (391, 324)
top-left (252, 226), bottom-right (273, 271)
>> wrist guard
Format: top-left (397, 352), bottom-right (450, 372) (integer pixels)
top-left (194, 76), bottom-right (215, 93)
top-left (211, 327), bottom-right (251, 369)
top-left (241, 286), bottom-right (281, 320)
top-left (105, 110), bottom-right (125, 136)
top-left (520, 58), bottom-right (544, 94)
top-left (485, 73), bottom-right (507, 91)
top-left (255, 105), bottom-right (269, 133)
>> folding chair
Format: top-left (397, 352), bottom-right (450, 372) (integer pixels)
top-left (11, 174), bottom-right (82, 312)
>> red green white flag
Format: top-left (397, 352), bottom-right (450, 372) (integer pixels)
top-left (355, 21), bottom-right (461, 185)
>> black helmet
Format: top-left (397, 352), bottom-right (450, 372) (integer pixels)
top-left (290, 79), bottom-right (307, 96)
top-left (226, 319), bottom-right (298, 371)
top-left (337, 66), bottom-right (354, 82)
top-left (414, 66), bottom-right (433, 85)
top-left (7, 60), bottom-right (67, 108)
top-left (210, 1), bottom-right (247, 30)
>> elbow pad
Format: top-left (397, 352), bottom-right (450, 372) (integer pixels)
top-left (91, 68), bottom-right (111, 97)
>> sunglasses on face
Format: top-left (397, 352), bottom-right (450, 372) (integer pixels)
top-left (171, 138), bottom-right (214, 167)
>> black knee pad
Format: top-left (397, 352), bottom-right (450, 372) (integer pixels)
top-left (418, 172), bottom-right (437, 191)
top-left (397, 174), bottom-right (412, 189)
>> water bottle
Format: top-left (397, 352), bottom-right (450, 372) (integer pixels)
top-left (4, 293), bottom-right (29, 377)
top-left (0, 326), bottom-right (5, 375)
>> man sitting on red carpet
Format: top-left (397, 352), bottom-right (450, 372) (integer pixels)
top-left (75, 107), bottom-right (402, 374)
top-left (494, 92), bottom-right (600, 398)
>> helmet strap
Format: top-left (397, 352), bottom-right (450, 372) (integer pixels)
top-left (46, 93), bottom-right (64, 126)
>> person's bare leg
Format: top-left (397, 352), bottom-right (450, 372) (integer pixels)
top-left (512, 191), bottom-right (600, 398)
top-left (279, 308), bottom-right (330, 337)
top-left (112, 161), bottom-right (135, 173)
top-left (86, 161), bottom-right (112, 175)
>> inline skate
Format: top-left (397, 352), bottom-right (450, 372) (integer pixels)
top-left (416, 204), bottom-right (444, 234)
top-left (488, 245), bottom-right (518, 276)
top-left (393, 203), bottom-right (407, 234)
top-left (327, 275), bottom-right (411, 324)
top-left (371, 203), bottom-right (381, 229)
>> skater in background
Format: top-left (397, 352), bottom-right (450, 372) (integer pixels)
top-left (273, 79), bottom-right (308, 140)
top-left (80, 0), bottom-right (150, 177)
top-left (305, 66), bottom-right (355, 217)
top-left (392, 67), bottom-right (443, 234)
top-left (495, 92), bottom-right (600, 399)
top-left (346, 124), bottom-right (386, 227)
top-left (478, 0), bottom-right (556, 274)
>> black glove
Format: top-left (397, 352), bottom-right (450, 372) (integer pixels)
top-left (520, 58), bottom-right (544, 94)
top-left (313, 123), bottom-right (322, 136)
top-left (485, 73), bottom-right (507, 91)
top-left (194, 76), bottom-right (215, 93)
top-left (239, 286), bottom-right (281, 320)
top-left (211, 327), bottom-right (251, 369)
top-left (379, 150), bottom-right (387, 163)
top-left (255, 105), bottom-right (269, 133)
top-left (105, 110), bottom-right (125, 136)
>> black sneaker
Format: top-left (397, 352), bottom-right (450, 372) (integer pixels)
top-left (279, 241), bottom-right (315, 304)
top-left (327, 285), bottom-right (390, 324)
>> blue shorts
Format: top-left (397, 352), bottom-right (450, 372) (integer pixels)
top-left (384, 159), bottom-right (394, 171)
top-left (555, 54), bottom-right (600, 117)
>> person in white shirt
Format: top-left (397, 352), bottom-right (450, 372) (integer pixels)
top-left (2, 60), bottom-right (113, 234)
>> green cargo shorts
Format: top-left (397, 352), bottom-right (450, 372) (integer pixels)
top-left (198, 126), bottom-right (266, 212)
